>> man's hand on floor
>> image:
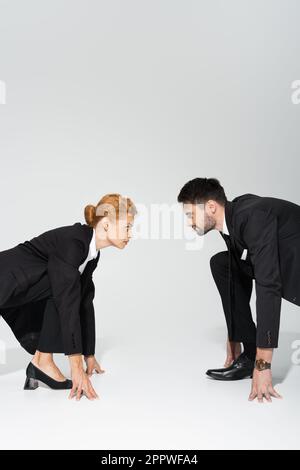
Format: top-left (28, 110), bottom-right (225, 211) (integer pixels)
top-left (248, 368), bottom-right (282, 403)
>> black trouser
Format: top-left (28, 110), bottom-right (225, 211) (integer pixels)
top-left (210, 250), bottom-right (257, 345)
top-left (36, 297), bottom-right (64, 353)
top-left (1, 273), bottom-right (64, 354)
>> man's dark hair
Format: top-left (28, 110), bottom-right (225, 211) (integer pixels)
top-left (177, 177), bottom-right (227, 206)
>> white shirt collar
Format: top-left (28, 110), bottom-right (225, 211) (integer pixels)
top-left (78, 228), bottom-right (98, 274)
top-left (222, 213), bottom-right (229, 235)
top-left (90, 228), bottom-right (98, 259)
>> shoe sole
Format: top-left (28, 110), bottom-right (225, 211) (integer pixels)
top-left (23, 376), bottom-right (73, 390)
top-left (206, 374), bottom-right (253, 381)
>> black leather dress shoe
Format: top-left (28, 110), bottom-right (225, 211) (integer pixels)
top-left (23, 362), bottom-right (73, 390)
top-left (206, 352), bottom-right (254, 381)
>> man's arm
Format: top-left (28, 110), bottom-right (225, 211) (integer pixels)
top-left (241, 209), bottom-right (284, 402)
top-left (242, 208), bottom-right (282, 349)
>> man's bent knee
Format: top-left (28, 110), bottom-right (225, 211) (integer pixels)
top-left (210, 251), bottom-right (228, 272)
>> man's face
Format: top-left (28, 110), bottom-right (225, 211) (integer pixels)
top-left (183, 201), bottom-right (216, 236)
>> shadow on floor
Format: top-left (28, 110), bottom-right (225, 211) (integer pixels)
top-left (0, 336), bottom-right (115, 376)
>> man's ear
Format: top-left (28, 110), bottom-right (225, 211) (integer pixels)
top-left (207, 199), bottom-right (217, 214)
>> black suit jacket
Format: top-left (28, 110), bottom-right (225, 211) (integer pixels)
top-left (223, 193), bottom-right (300, 348)
top-left (0, 223), bottom-right (100, 355)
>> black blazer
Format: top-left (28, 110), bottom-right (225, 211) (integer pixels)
top-left (223, 193), bottom-right (300, 348)
top-left (0, 223), bottom-right (100, 355)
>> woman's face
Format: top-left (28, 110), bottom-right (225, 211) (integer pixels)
top-left (106, 213), bottom-right (135, 249)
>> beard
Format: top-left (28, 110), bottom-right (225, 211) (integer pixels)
top-left (193, 214), bottom-right (216, 236)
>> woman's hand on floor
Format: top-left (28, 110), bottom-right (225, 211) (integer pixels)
top-left (84, 355), bottom-right (105, 376)
top-left (68, 354), bottom-right (99, 400)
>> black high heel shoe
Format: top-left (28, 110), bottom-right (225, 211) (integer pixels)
top-left (23, 362), bottom-right (73, 390)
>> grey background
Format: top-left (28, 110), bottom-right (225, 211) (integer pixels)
top-left (0, 0), bottom-right (300, 450)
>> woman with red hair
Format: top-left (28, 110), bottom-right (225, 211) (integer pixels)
top-left (0, 193), bottom-right (137, 400)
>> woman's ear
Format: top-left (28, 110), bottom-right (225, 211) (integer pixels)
top-left (99, 216), bottom-right (109, 232)
top-left (102, 219), bottom-right (109, 232)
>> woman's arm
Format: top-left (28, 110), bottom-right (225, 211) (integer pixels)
top-left (47, 236), bottom-right (99, 399)
top-left (80, 276), bottom-right (105, 375)
top-left (80, 276), bottom-right (96, 356)
top-left (47, 251), bottom-right (84, 355)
